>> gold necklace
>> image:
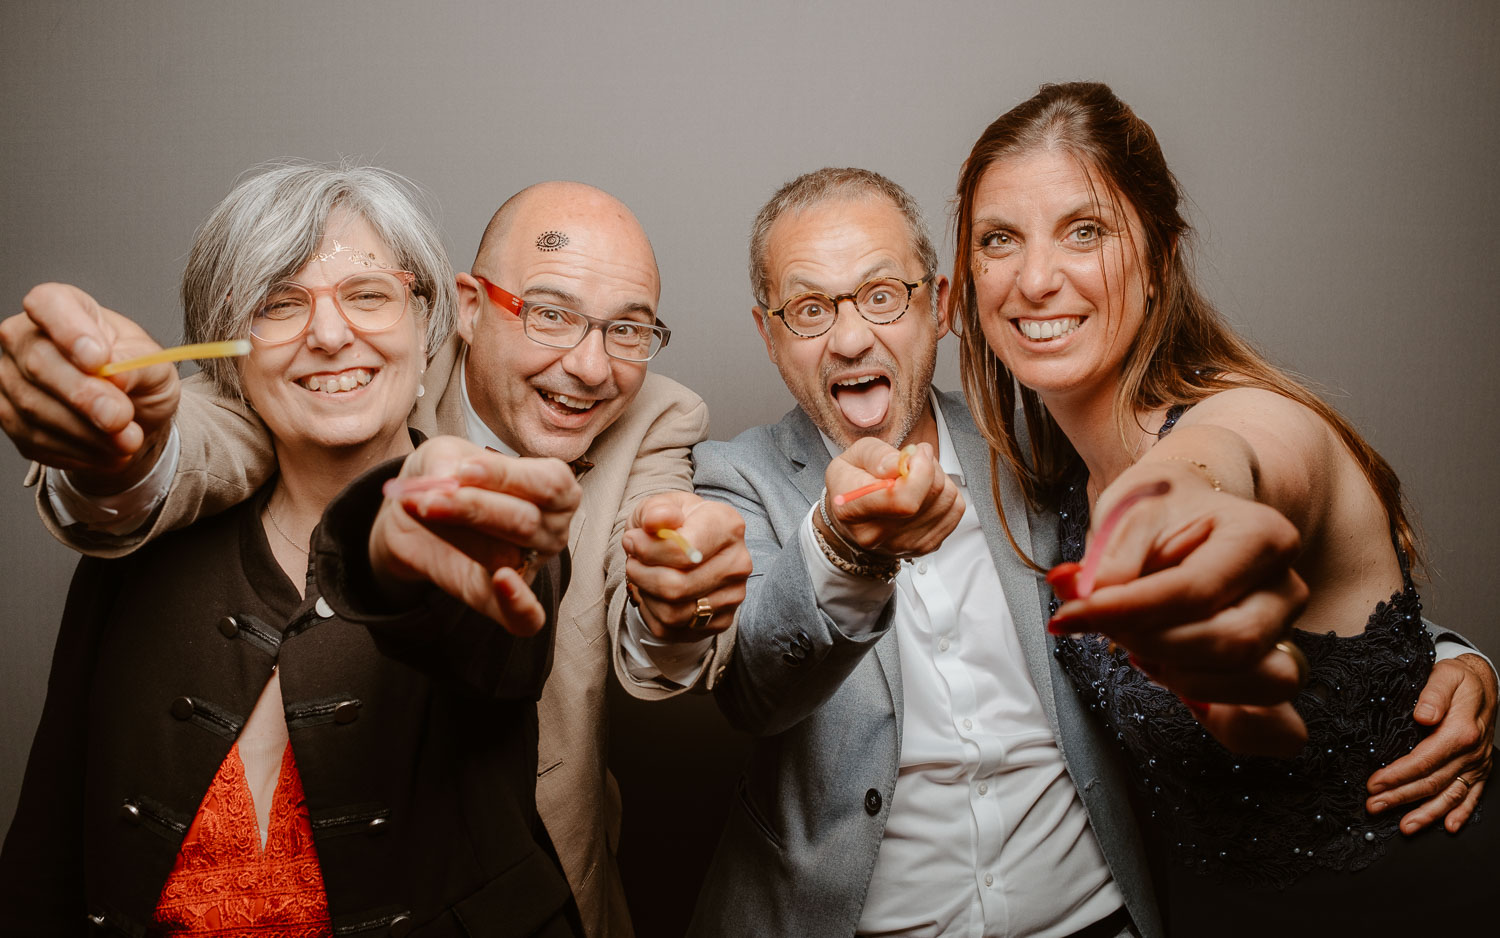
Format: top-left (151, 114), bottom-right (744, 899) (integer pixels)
top-left (264, 502), bottom-right (309, 556)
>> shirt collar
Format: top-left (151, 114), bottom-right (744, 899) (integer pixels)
top-left (817, 389), bottom-right (964, 485)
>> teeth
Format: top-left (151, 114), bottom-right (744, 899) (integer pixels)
top-left (298, 369), bottom-right (372, 393)
top-left (835, 375), bottom-right (882, 387)
top-left (1018, 317), bottom-right (1081, 341)
top-left (542, 391), bottom-right (594, 411)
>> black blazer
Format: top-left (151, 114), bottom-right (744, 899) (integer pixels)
top-left (0, 458), bottom-right (576, 937)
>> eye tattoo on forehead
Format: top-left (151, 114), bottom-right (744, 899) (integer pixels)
top-left (536, 230), bottom-right (569, 252)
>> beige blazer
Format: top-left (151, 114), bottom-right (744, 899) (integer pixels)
top-left (28, 334), bottom-right (727, 938)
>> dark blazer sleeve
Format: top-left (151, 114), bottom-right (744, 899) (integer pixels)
top-left (0, 556), bottom-right (127, 936)
top-left (311, 454), bottom-right (559, 703)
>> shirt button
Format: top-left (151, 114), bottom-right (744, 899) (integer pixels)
top-left (984, 873), bottom-right (994, 887)
top-left (315, 596), bottom-right (335, 618)
top-left (938, 638), bottom-right (950, 652)
top-left (962, 718), bottom-right (973, 730)
top-left (916, 561), bottom-right (929, 575)
top-left (978, 783), bottom-right (988, 795)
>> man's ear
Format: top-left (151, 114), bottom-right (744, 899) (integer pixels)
top-left (751, 306), bottom-right (775, 359)
top-left (455, 273), bottom-right (483, 343)
top-left (933, 275), bottom-right (952, 340)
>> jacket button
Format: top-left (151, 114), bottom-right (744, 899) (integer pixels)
top-left (170, 697), bottom-right (195, 720)
top-left (315, 596), bottom-right (335, 618)
top-left (217, 615), bottom-right (239, 638)
top-left (120, 801), bottom-right (141, 825)
top-left (389, 913), bottom-right (412, 937)
top-left (864, 789), bottom-right (882, 815)
top-left (367, 816), bottom-right (388, 835)
top-left (333, 701), bottom-right (360, 724)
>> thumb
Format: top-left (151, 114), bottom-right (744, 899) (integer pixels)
top-left (1413, 661), bottom-right (1462, 726)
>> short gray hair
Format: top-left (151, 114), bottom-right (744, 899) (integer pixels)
top-left (748, 167), bottom-right (938, 308)
top-left (182, 160), bottom-right (457, 397)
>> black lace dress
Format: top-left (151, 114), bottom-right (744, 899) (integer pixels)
top-left (1051, 409), bottom-right (1493, 935)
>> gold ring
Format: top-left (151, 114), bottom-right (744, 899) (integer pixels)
top-left (514, 547), bottom-right (539, 578)
top-left (1455, 775), bottom-right (1474, 789)
top-left (691, 597), bottom-right (714, 629)
top-left (1274, 639), bottom-right (1309, 685)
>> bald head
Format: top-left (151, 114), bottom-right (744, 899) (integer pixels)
top-left (474, 181), bottom-right (659, 294)
top-left (458, 181), bottom-right (664, 461)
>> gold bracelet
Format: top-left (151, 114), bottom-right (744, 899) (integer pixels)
top-left (1162, 456), bottom-right (1222, 491)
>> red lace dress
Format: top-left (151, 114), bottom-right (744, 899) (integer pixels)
top-left (151, 742), bottom-right (332, 936)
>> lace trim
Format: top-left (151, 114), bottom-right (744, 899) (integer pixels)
top-left (152, 743), bottom-right (332, 936)
top-left (1052, 474), bottom-right (1439, 888)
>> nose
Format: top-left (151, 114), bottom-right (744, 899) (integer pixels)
top-left (305, 293), bottom-right (355, 353)
top-left (1015, 243), bottom-right (1063, 304)
top-left (825, 297), bottom-right (876, 359)
top-left (560, 326), bottom-right (612, 387)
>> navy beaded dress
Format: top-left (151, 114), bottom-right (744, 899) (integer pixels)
top-left (1051, 407), bottom-right (1493, 935)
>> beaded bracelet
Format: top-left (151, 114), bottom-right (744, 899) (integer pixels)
top-left (814, 490), bottom-right (900, 582)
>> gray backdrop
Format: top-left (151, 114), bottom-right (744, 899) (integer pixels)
top-left (3, 1), bottom-right (1496, 931)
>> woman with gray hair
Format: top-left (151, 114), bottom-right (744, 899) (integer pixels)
top-left (0, 162), bottom-right (580, 936)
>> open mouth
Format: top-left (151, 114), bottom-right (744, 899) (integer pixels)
top-left (1015, 317), bottom-right (1082, 342)
top-left (297, 368), bottom-right (374, 394)
top-left (539, 389), bottom-right (600, 416)
top-left (831, 373), bottom-right (892, 428)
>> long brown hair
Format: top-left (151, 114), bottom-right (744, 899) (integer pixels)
top-left (952, 82), bottom-right (1418, 569)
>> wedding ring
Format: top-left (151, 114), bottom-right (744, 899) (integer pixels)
top-left (691, 597), bottom-right (714, 629)
top-left (1455, 775), bottom-right (1474, 789)
top-left (1274, 639), bottom-right (1309, 686)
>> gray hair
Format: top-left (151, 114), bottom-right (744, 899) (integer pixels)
top-left (182, 160), bottom-right (457, 397)
top-left (748, 167), bottom-right (939, 308)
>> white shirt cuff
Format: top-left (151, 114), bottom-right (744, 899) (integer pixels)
top-left (798, 505), bottom-right (894, 636)
top-left (619, 600), bottom-right (715, 687)
top-left (1435, 635), bottom-right (1495, 674)
top-left (45, 422), bottom-right (180, 535)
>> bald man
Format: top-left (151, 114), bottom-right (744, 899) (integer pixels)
top-left (2, 181), bottom-right (732, 937)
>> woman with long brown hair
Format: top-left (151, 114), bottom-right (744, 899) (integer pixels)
top-left (952, 82), bottom-right (1494, 934)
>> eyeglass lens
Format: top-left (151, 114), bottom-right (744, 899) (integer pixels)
top-left (781, 278), bottom-right (913, 335)
top-left (524, 306), bottom-right (664, 362)
top-left (251, 272), bottom-right (409, 342)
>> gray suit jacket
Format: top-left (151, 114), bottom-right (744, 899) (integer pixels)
top-left (686, 391), bottom-right (1162, 938)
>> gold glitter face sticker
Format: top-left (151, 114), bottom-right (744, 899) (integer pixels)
top-left (310, 239), bottom-right (386, 268)
top-left (535, 230), bottom-right (569, 251)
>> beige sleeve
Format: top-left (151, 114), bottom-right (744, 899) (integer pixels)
top-left (606, 379), bottom-right (738, 700)
top-left (32, 372), bottom-right (274, 558)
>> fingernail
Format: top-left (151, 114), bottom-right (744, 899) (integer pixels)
top-left (1371, 800), bottom-right (1387, 813)
top-left (88, 396), bottom-right (120, 429)
top-left (1414, 703), bottom-right (1436, 722)
top-left (1368, 781), bottom-right (1385, 795)
top-left (74, 336), bottom-right (105, 368)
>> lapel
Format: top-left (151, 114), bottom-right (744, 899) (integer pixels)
top-left (771, 407), bottom-right (905, 726)
top-left (940, 391), bottom-right (1060, 732)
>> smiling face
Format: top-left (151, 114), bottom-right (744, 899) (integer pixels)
top-left (755, 195), bottom-right (948, 450)
top-left (238, 211), bottom-right (424, 462)
top-left (970, 149), bottom-right (1151, 408)
top-left (457, 184), bottom-right (658, 462)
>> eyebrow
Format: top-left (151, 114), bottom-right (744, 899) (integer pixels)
top-left (784, 263), bottom-right (903, 296)
top-left (525, 284), bottom-right (657, 321)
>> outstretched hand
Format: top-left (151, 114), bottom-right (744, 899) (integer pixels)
top-left (370, 436), bottom-right (580, 635)
top-left (1366, 653), bottom-right (1495, 833)
top-left (1049, 469), bottom-right (1310, 757)
top-left (622, 490), bottom-right (752, 642)
top-left (823, 437), bottom-right (964, 560)
top-left (0, 283), bottom-right (179, 488)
